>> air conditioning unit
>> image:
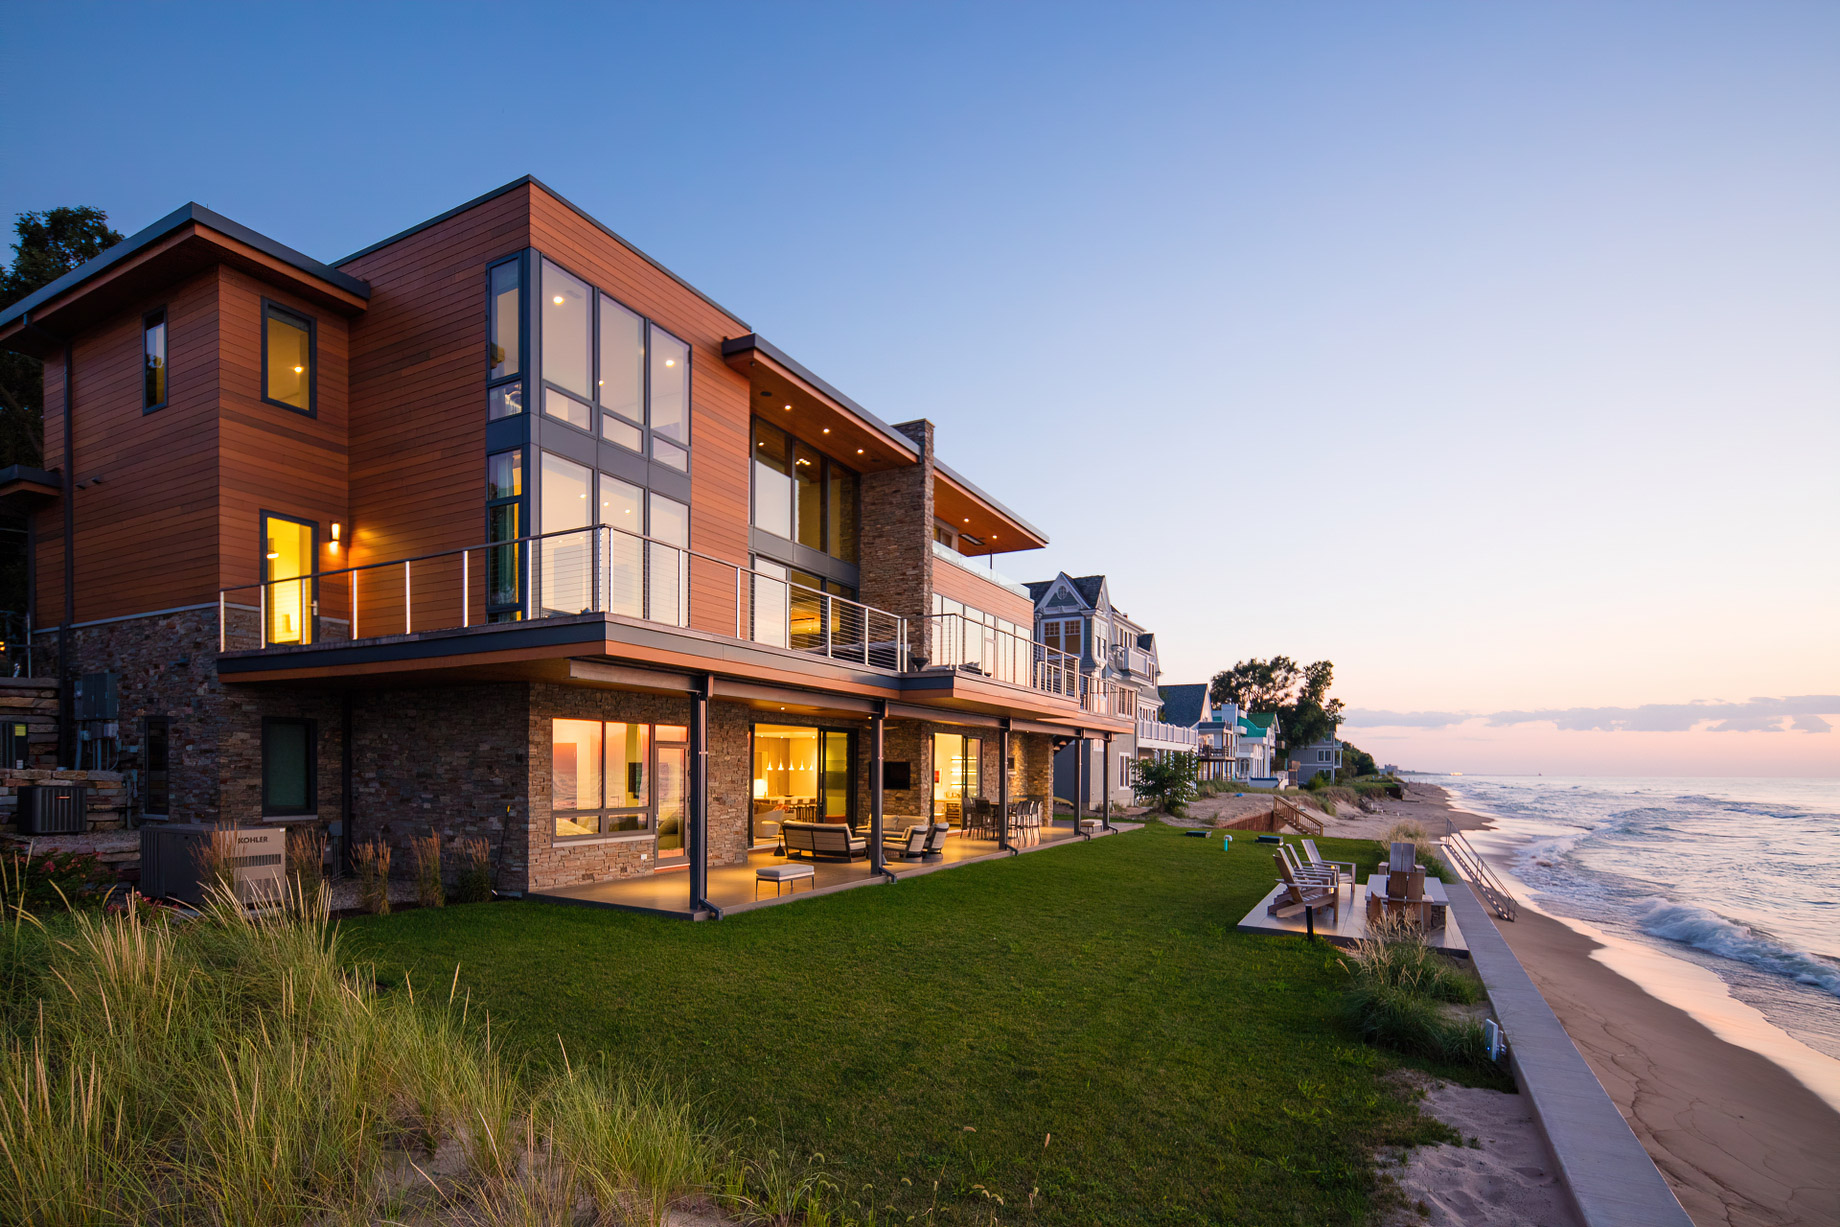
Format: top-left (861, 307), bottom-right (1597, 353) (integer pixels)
top-left (139, 824), bottom-right (286, 905)
top-left (17, 784), bottom-right (88, 835)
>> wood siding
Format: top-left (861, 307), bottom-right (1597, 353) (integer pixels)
top-left (215, 267), bottom-right (350, 619)
top-left (35, 269), bottom-right (222, 623)
top-left (340, 188), bottom-right (531, 634)
top-left (526, 187), bottom-right (753, 638)
top-left (932, 555), bottom-right (1036, 625)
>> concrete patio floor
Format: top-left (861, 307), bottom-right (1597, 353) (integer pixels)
top-left (531, 820), bottom-right (1109, 917)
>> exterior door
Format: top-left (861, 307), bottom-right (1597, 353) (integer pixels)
top-left (820, 730), bottom-right (852, 827)
top-left (262, 513), bottom-right (316, 645)
top-left (654, 742), bottom-right (688, 864)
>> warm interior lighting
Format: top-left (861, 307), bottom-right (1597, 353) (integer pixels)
top-left (266, 552), bottom-right (280, 560)
top-left (553, 295), bottom-right (565, 304)
top-left (783, 404), bottom-right (791, 410)
top-left (665, 359), bottom-right (676, 367)
top-left (856, 448), bottom-right (864, 454)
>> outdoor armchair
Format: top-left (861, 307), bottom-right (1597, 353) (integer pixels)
top-left (1300, 839), bottom-right (1358, 896)
top-left (883, 824), bottom-right (929, 860)
top-left (1268, 853), bottom-right (1340, 920)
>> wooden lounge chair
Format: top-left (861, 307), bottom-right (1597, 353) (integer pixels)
top-left (1301, 839), bottom-right (1358, 896)
top-left (1268, 852), bottom-right (1340, 919)
top-left (1277, 842), bottom-right (1338, 890)
top-left (883, 824), bottom-right (929, 861)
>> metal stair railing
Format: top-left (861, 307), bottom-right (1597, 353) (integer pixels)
top-left (1441, 830), bottom-right (1517, 921)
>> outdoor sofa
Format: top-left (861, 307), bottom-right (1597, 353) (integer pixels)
top-left (781, 821), bottom-right (868, 862)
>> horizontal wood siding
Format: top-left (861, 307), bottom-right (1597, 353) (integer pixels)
top-left (526, 188), bottom-right (752, 638)
top-left (341, 190), bottom-right (530, 634)
top-left (36, 269), bottom-right (222, 624)
top-left (931, 558), bottom-right (1036, 625)
top-left (215, 268), bottom-right (350, 620)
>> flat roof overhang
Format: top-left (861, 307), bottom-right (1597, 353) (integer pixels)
top-left (216, 614), bottom-right (1124, 734)
top-left (721, 335), bottom-right (918, 473)
top-left (0, 207), bottom-right (369, 358)
top-left (0, 464), bottom-right (61, 509)
top-left (933, 465), bottom-right (1048, 554)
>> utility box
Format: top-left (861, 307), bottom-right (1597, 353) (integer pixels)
top-left (75, 672), bottom-right (119, 721)
top-left (140, 824), bottom-right (286, 905)
top-left (17, 784), bottom-right (88, 835)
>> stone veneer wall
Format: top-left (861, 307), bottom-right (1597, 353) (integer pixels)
top-left (525, 685), bottom-right (750, 893)
top-left (858, 419), bottom-right (935, 666)
top-left (29, 608), bottom-right (344, 828)
top-left (852, 716), bottom-right (933, 828)
top-left (348, 683), bottom-right (529, 892)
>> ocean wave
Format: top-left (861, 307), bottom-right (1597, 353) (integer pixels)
top-left (1631, 898), bottom-right (1840, 998)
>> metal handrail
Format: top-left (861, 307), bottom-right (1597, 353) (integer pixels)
top-left (218, 523), bottom-right (908, 671)
top-left (1440, 830), bottom-right (1517, 921)
top-left (919, 611), bottom-right (1120, 713)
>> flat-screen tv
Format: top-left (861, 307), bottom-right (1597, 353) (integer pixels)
top-left (883, 762), bottom-right (912, 790)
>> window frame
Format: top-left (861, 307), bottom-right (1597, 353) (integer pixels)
top-left (551, 716), bottom-right (660, 840)
top-left (486, 252), bottom-right (527, 420)
top-left (258, 510), bottom-right (319, 645)
top-left (259, 299), bottom-right (317, 417)
top-left (142, 305), bottom-right (168, 414)
top-left (143, 716), bottom-right (171, 818)
top-left (260, 716), bottom-right (318, 817)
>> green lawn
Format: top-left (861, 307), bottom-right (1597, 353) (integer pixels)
top-left (343, 823), bottom-right (1500, 1226)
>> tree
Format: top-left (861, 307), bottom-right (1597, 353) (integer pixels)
top-left (0, 207), bottom-right (122, 619)
top-left (1208, 656), bottom-right (1299, 712)
top-left (0, 207), bottom-right (124, 470)
top-left (1131, 752), bottom-right (1199, 816)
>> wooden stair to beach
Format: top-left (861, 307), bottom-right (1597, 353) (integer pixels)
top-left (1271, 796), bottom-right (1324, 837)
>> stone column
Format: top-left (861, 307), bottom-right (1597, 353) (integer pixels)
top-left (857, 419), bottom-right (935, 668)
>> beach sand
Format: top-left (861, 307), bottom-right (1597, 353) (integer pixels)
top-left (1391, 783), bottom-right (1840, 1227)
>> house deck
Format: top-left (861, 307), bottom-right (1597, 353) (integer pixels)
top-left (532, 821), bottom-right (1103, 918)
top-left (1236, 882), bottom-right (1471, 956)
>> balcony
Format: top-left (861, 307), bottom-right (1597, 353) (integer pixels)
top-left (931, 539), bottom-right (1031, 600)
top-left (218, 527), bottom-right (1128, 729)
top-left (1136, 718), bottom-right (1199, 752)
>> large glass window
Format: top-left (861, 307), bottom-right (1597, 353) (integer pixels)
top-left (541, 260), bottom-right (591, 400)
top-left (486, 449), bottom-right (523, 619)
top-left (552, 718), bottom-right (655, 838)
top-left (262, 513), bottom-right (315, 645)
top-left (794, 442), bottom-right (823, 551)
top-left (751, 557), bottom-right (788, 648)
top-left (262, 304), bottom-right (314, 413)
top-left (544, 387), bottom-right (591, 431)
top-left (539, 452), bottom-right (592, 615)
top-left (598, 294), bottom-right (644, 434)
top-left (488, 261), bottom-right (521, 380)
top-left (648, 492), bottom-right (688, 627)
top-left (600, 474), bottom-right (643, 617)
top-left (143, 308), bottom-right (167, 410)
top-left (932, 732), bottom-right (981, 824)
top-left (649, 326), bottom-right (689, 444)
top-left (262, 717), bottom-right (316, 815)
top-left (750, 724), bottom-right (849, 839)
top-left (752, 419), bottom-right (792, 538)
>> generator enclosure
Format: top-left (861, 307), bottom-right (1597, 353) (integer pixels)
top-left (140, 824), bottom-right (287, 904)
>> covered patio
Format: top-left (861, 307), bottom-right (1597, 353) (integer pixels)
top-left (532, 820), bottom-right (1099, 917)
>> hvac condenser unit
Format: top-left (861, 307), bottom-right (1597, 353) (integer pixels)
top-left (139, 824), bottom-right (287, 905)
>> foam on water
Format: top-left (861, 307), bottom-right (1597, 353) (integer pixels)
top-left (1630, 897), bottom-right (1840, 996)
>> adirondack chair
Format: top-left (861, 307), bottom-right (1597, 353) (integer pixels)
top-left (1268, 852), bottom-right (1340, 920)
top-left (1301, 839), bottom-right (1358, 897)
top-left (1276, 842), bottom-right (1338, 890)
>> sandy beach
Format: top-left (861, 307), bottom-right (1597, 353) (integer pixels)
top-left (1349, 783), bottom-right (1840, 1227)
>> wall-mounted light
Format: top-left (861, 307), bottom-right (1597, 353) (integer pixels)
top-left (329, 522), bottom-right (341, 555)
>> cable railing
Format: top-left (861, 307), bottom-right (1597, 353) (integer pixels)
top-left (217, 524), bottom-right (909, 672)
top-left (920, 612), bottom-right (1117, 713)
top-left (1440, 829), bottom-right (1518, 921)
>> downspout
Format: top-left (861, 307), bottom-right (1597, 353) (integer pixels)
top-left (20, 316), bottom-right (79, 768)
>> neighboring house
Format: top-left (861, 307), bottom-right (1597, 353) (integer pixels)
top-left (1194, 699), bottom-right (1239, 782)
top-left (1237, 712), bottom-right (1282, 784)
top-left (1149, 683), bottom-right (1211, 781)
top-left (1293, 737), bottom-right (1344, 784)
top-left (1024, 573), bottom-right (1166, 809)
top-left (0, 176), bottom-right (1132, 917)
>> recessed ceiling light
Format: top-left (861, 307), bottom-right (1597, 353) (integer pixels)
top-left (964, 518), bottom-right (970, 523)
top-left (821, 427), bottom-right (830, 434)
top-left (856, 448), bottom-right (864, 454)
top-left (665, 359), bottom-right (676, 367)
top-left (552, 295), bottom-right (564, 304)
top-left (783, 404), bottom-right (792, 410)
top-left (293, 365), bottom-right (303, 374)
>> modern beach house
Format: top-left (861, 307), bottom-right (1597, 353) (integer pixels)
top-left (0, 177), bottom-right (1131, 915)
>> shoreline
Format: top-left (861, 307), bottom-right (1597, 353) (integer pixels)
top-left (1396, 782), bottom-right (1840, 1226)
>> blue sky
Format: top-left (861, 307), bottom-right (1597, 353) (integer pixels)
top-left (5, 2), bottom-right (1836, 773)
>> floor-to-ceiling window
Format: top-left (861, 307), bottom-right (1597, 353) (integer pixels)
top-left (752, 724), bottom-right (854, 844)
top-left (261, 513), bottom-right (316, 645)
top-left (932, 732), bottom-right (982, 823)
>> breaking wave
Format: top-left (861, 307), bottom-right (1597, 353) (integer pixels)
top-left (1632, 898), bottom-right (1840, 998)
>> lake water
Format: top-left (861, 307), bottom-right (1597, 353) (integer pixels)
top-left (1409, 775), bottom-right (1840, 1094)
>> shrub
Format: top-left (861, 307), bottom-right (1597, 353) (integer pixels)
top-left (454, 836), bottom-right (493, 904)
top-left (286, 826), bottom-right (327, 892)
top-left (1131, 753), bottom-right (1200, 816)
top-left (1339, 919), bottom-right (1490, 1066)
top-left (411, 833), bottom-right (444, 909)
top-left (354, 839), bottom-right (391, 915)
top-left (0, 848), bottom-right (114, 910)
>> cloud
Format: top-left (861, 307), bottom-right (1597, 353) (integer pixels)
top-left (1343, 696), bottom-right (1840, 734)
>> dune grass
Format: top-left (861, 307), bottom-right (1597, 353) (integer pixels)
top-left (345, 823), bottom-right (1507, 1226)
